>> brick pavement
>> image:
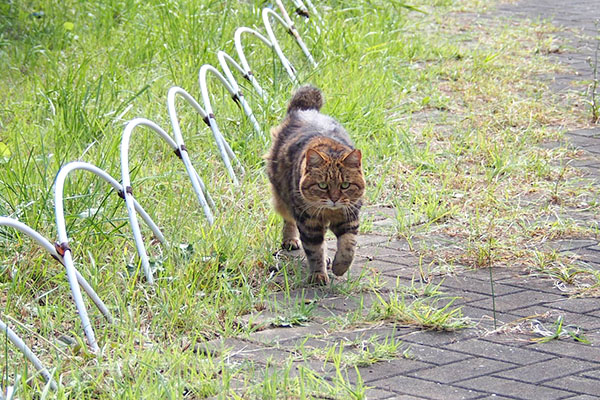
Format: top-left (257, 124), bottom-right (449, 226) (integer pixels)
top-left (208, 1), bottom-right (600, 398)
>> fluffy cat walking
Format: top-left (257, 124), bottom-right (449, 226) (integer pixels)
top-left (266, 85), bottom-right (365, 285)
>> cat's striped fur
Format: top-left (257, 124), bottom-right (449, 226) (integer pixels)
top-left (266, 85), bottom-right (365, 285)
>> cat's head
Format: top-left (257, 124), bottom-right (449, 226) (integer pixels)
top-left (299, 144), bottom-right (365, 209)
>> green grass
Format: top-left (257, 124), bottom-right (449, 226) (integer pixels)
top-left (368, 288), bottom-right (471, 331)
top-left (530, 315), bottom-right (590, 344)
top-left (298, 333), bottom-right (409, 369)
top-left (1, 0), bottom-right (598, 397)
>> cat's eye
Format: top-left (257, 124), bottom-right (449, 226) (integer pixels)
top-left (318, 182), bottom-right (328, 189)
top-left (341, 182), bottom-right (350, 189)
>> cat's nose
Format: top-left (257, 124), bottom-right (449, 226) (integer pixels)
top-left (330, 190), bottom-right (341, 203)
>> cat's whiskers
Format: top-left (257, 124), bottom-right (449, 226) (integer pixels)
top-left (296, 199), bottom-right (325, 219)
top-left (342, 203), bottom-right (360, 221)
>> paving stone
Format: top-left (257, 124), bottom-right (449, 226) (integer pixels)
top-left (373, 273), bottom-right (415, 291)
top-left (406, 343), bottom-right (470, 366)
top-left (502, 304), bottom-right (572, 320)
top-left (479, 331), bottom-right (544, 347)
top-left (584, 144), bottom-right (600, 155)
top-left (544, 297), bottom-right (600, 314)
top-left (498, 275), bottom-right (563, 294)
top-left (543, 375), bottom-right (600, 396)
top-left (370, 219), bottom-right (396, 233)
top-left (409, 357), bottom-right (515, 384)
top-left (360, 387), bottom-right (402, 400)
top-left (289, 359), bottom-right (333, 376)
top-left (344, 261), bottom-right (397, 281)
top-left (278, 336), bottom-right (330, 353)
top-left (277, 325), bottom-right (410, 351)
top-left (311, 305), bottom-right (350, 321)
top-left (489, 290), bottom-right (566, 313)
top-left (567, 128), bottom-right (600, 138)
top-left (399, 329), bottom-right (479, 347)
top-left (568, 160), bottom-right (600, 169)
top-left (466, 268), bottom-right (522, 282)
top-left (444, 338), bottom-right (553, 365)
top-left (583, 331), bottom-right (600, 345)
top-left (456, 375), bottom-right (573, 399)
top-left (317, 291), bottom-right (379, 313)
top-left (359, 246), bottom-right (421, 266)
top-left (245, 323), bottom-right (329, 346)
top-left (463, 292), bottom-right (520, 317)
top-left (196, 338), bottom-right (294, 364)
top-left (508, 306), bottom-right (600, 332)
top-left (458, 298), bottom-right (533, 320)
top-left (344, 358), bottom-right (432, 384)
top-left (582, 368), bottom-right (600, 379)
top-left (238, 308), bottom-right (280, 325)
top-left (454, 304), bottom-right (519, 328)
top-left (495, 357), bottom-right (599, 384)
top-left (587, 325), bottom-right (600, 334)
top-left (369, 375), bottom-right (485, 399)
top-left (356, 234), bottom-right (393, 247)
top-left (546, 239), bottom-right (598, 252)
top-left (441, 275), bottom-right (526, 297)
top-left (327, 325), bottom-right (408, 343)
top-left (380, 238), bottom-right (413, 252)
top-left (436, 286), bottom-right (489, 305)
top-left (367, 258), bottom-right (419, 279)
top-left (379, 263), bottom-right (422, 280)
top-left (525, 339), bottom-right (600, 362)
top-left (582, 244), bottom-right (600, 253)
top-left (566, 134), bottom-right (600, 148)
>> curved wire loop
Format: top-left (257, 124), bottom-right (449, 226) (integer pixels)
top-left (0, 217), bottom-right (112, 323)
top-left (234, 27), bottom-right (287, 99)
top-left (233, 5), bottom-right (318, 101)
top-left (120, 118), bottom-right (185, 284)
top-left (217, 50), bottom-right (265, 104)
top-left (54, 161), bottom-right (165, 349)
top-left (274, 0), bottom-right (318, 67)
top-left (0, 318), bottom-right (58, 392)
top-left (215, 51), bottom-right (264, 141)
top-left (198, 64), bottom-right (248, 185)
top-left (167, 86), bottom-right (216, 223)
top-left (261, 8), bottom-right (297, 81)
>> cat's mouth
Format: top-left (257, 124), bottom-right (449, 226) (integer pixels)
top-left (324, 200), bottom-right (346, 210)
top-left (306, 199), bottom-right (348, 211)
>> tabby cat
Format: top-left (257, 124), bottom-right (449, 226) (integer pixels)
top-left (266, 85), bottom-right (365, 285)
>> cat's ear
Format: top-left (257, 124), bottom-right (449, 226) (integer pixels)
top-left (306, 148), bottom-right (326, 168)
top-left (342, 149), bottom-right (362, 168)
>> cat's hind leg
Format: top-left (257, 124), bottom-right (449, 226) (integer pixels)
top-left (271, 188), bottom-right (301, 250)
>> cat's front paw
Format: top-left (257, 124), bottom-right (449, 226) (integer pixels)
top-left (282, 238), bottom-right (301, 251)
top-left (308, 271), bottom-right (330, 286)
top-left (332, 259), bottom-right (352, 276)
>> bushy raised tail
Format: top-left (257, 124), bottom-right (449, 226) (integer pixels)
top-left (287, 85), bottom-right (323, 113)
